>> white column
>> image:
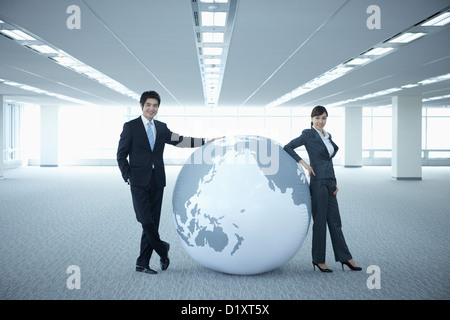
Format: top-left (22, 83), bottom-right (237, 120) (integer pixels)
top-left (392, 96), bottom-right (422, 180)
top-left (40, 105), bottom-right (59, 167)
top-left (0, 95), bottom-right (4, 178)
top-left (344, 106), bottom-right (362, 167)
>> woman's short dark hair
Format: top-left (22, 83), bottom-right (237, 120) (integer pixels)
top-left (310, 106), bottom-right (328, 128)
top-left (140, 90), bottom-right (161, 106)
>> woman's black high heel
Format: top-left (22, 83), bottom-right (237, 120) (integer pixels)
top-left (312, 262), bottom-right (332, 273)
top-left (341, 261), bottom-right (362, 271)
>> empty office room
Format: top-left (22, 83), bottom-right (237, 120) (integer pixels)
top-left (1, 0), bottom-right (449, 306)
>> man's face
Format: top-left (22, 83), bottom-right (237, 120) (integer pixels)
top-left (141, 98), bottom-right (159, 121)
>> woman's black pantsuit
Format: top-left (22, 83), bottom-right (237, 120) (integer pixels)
top-left (310, 178), bottom-right (351, 263)
top-left (284, 128), bottom-right (352, 264)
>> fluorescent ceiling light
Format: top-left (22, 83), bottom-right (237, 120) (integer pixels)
top-left (330, 66), bottom-right (353, 74)
top-left (19, 85), bottom-right (46, 94)
top-left (205, 73), bottom-right (220, 79)
top-left (205, 67), bottom-right (220, 72)
top-left (0, 29), bottom-right (36, 41)
top-left (423, 94), bottom-right (450, 102)
top-left (2, 78), bottom-right (93, 105)
top-left (364, 47), bottom-right (394, 55)
top-left (346, 58), bottom-right (371, 65)
top-left (0, 20), bottom-right (139, 101)
top-left (388, 32), bottom-right (426, 43)
top-left (52, 56), bottom-right (80, 67)
top-left (4, 81), bottom-right (22, 87)
top-left (201, 0), bottom-right (228, 3)
top-left (419, 73), bottom-right (450, 85)
top-left (269, 8), bottom-right (448, 108)
top-left (204, 58), bottom-right (221, 65)
top-left (203, 47), bottom-right (223, 55)
top-left (401, 84), bottom-right (419, 88)
top-left (201, 12), bottom-right (227, 27)
top-left (29, 44), bottom-right (58, 54)
top-left (202, 32), bottom-right (224, 43)
top-left (327, 87), bottom-right (403, 107)
top-left (70, 65), bottom-right (95, 73)
top-left (0, 20), bottom-right (4, 23)
top-left (422, 12), bottom-right (450, 26)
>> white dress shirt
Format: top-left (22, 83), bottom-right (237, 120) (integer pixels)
top-left (313, 126), bottom-right (334, 157)
top-left (141, 115), bottom-right (156, 141)
top-left (141, 115), bottom-right (157, 169)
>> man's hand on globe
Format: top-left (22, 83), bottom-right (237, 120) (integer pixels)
top-left (205, 136), bottom-right (226, 143)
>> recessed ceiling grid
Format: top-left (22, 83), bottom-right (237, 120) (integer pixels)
top-left (266, 5), bottom-right (450, 108)
top-left (0, 12), bottom-right (140, 103)
top-left (190, 0), bottom-right (239, 107)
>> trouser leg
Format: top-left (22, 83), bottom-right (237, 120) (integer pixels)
top-left (310, 179), bottom-right (328, 264)
top-left (131, 181), bottom-right (167, 267)
top-left (325, 179), bottom-right (352, 262)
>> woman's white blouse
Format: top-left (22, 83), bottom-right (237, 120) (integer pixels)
top-left (313, 126), bottom-right (334, 157)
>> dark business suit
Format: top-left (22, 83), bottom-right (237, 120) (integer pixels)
top-left (117, 116), bottom-right (205, 267)
top-left (284, 128), bottom-right (352, 264)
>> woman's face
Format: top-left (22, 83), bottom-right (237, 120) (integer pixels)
top-left (312, 112), bottom-right (327, 131)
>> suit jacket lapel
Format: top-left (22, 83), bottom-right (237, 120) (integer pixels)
top-left (312, 129), bottom-right (328, 156)
top-left (312, 128), bottom-right (338, 159)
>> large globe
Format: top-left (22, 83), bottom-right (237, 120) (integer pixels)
top-left (172, 136), bottom-right (311, 275)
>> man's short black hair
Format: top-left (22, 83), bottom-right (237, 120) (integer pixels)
top-left (140, 90), bottom-right (161, 106)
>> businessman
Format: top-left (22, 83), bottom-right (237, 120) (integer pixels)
top-left (117, 90), bottom-right (222, 274)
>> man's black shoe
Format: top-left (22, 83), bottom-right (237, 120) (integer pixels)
top-left (160, 242), bottom-right (170, 271)
top-left (136, 265), bottom-right (157, 274)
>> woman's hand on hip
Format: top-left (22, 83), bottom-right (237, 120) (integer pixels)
top-left (299, 160), bottom-right (315, 177)
top-left (333, 186), bottom-right (339, 196)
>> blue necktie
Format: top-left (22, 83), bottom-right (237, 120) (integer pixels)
top-left (147, 121), bottom-right (155, 150)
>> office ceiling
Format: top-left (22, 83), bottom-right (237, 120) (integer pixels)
top-left (1, 0), bottom-right (450, 109)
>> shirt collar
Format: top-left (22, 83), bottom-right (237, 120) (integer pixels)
top-left (312, 126), bottom-right (329, 139)
top-left (141, 115), bottom-right (154, 126)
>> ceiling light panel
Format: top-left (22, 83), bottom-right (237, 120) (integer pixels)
top-left (204, 58), bottom-right (221, 65)
top-left (191, 0), bottom-right (238, 107)
top-left (0, 17), bottom-right (139, 101)
top-left (421, 12), bottom-right (450, 26)
top-left (201, 12), bottom-right (227, 27)
top-left (202, 47), bottom-right (223, 55)
top-left (328, 72), bottom-right (450, 107)
top-left (363, 47), bottom-right (395, 56)
top-left (388, 32), bottom-right (426, 43)
top-left (0, 29), bottom-right (36, 41)
top-left (201, 0), bottom-right (229, 3)
top-left (0, 78), bottom-right (93, 105)
top-left (28, 44), bottom-right (59, 54)
top-left (202, 32), bottom-right (225, 43)
top-left (266, 4), bottom-right (450, 108)
top-left (345, 58), bottom-right (371, 65)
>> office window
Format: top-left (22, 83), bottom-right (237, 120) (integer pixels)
top-left (372, 117), bottom-right (392, 149)
top-left (7, 103), bottom-right (448, 166)
top-left (58, 105), bottom-right (127, 164)
top-left (266, 116), bottom-right (291, 145)
top-left (424, 107), bottom-right (450, 158)
top-left (22, 104), bottom-right (40, 162)
top-left (237, 117), bottom-right (265, 137)
top-left (426, 116), bottom-right (450, 149)
top-left (3, 103), bottom-right (23, 161)
top-left (363, 107), bottom-right (392, 158)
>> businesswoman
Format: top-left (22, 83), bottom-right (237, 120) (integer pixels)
top-left (284, 106), bottom-right (361, 272)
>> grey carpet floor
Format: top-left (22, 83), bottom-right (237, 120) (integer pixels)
top-left (1, 165), bottom-right (449, 300)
